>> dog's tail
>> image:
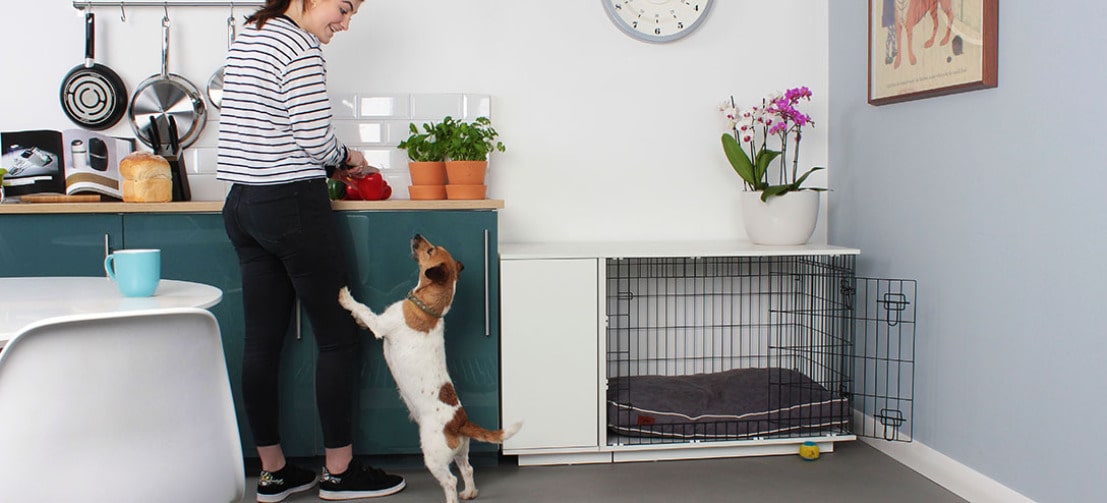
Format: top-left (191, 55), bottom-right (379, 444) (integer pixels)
top-left (460, 420), bottom-right (523, 444)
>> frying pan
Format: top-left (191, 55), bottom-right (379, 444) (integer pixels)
top-left (60, 12), bottom-right (128, 130)
top-left (206, 14), bottom-right (236, 109)
top-left (128, 15), bottom-right (207, 149)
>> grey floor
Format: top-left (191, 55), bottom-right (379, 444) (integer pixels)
top-left (247, 441), bottom-right (966, 503)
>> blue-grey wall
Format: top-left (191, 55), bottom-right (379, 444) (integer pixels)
top-left (829, 2), bottom-right (1107, 502)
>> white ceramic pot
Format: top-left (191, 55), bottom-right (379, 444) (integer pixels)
top-left (739, 190), bottom-right (820, 245)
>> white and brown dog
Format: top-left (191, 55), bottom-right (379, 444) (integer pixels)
top-left (338, 234), bottom-right (521, 503)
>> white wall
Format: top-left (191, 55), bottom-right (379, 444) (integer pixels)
top-left (829, 2), bottom-right (1107, 502)
top-left (1, 0), bottom-right (828, 244)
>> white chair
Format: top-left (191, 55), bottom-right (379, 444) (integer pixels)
top-left (0, 308), bottom-right (245, 503)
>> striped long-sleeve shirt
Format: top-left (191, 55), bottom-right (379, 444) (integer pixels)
top-left (217, 15), bottom-right (347, 185)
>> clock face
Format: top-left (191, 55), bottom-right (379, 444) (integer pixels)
top-left (602, 0), bottom-right (714, 43)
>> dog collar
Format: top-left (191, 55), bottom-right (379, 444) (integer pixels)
top-left (406, 291), bottom-right (442, 318)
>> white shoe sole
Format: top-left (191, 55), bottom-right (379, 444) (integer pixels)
top-left (318, 479), bottom-right (406, 500)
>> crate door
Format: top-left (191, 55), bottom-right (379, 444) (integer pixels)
top-left (845, 277), bottom-right (917, 442)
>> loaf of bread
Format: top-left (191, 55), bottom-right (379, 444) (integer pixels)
top-left (119, 152), bottom-right (172, 203)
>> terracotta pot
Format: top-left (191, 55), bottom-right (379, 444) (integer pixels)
top-left (408, 161), bottom-right (447, 185)
top-left (445, 184), bottom-right (486, 200)
top-left (445, 160), bottom-right (487, 185)
top-left (408, 184), bottom-right (447, 200)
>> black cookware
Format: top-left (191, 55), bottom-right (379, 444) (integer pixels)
top-left (59, 12), bottom-right (128, 130)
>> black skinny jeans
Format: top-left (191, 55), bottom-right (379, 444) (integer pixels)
top-left (222, 178), bottom-right (359, 449)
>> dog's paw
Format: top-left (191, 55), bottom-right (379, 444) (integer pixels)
top-left (338, 287), bottom-right (372, 330)
top-left (459, 488), bottom-right (478, 500)
top-left (337, 287), bottom-right (355, 309)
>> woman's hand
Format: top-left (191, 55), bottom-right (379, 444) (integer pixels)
top-left (342, 149), bottom-right (380, 178)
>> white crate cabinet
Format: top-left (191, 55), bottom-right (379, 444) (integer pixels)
top-left (500, 241), bottom-right (914, 467)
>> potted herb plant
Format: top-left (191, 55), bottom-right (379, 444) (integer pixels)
top-left (720, 86), bottom-right (826, 245)
top-left (442, 116), bottom-right (505, 198)
top-left (398, 120), bottom-right (449, 197)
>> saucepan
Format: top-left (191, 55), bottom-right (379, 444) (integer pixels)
top-left (206, 13), bottom-right (237, 109)
top-left (128, 15), bottom-right (207, 149)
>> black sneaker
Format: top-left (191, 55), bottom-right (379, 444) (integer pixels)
top-left (256, 463), bottom-right (319, 503)
top-left (319, 458), bottom-right (406, 500)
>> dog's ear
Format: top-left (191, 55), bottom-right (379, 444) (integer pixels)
top-left (425, 264), bottom-right (448, 283)
top-left (457, 261), bottom-right (464, 272)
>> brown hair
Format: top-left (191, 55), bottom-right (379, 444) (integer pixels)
top-left (245, 0), bottom-right (305, 29)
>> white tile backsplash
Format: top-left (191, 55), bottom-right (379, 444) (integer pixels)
top-left (188, 174), bottom-right (230, 202)
top-left (185, 148), bottom-right (218, 175)
top-left (185, 93), bottom-right (491, 201)
top-left (334, 122), bottom-right (388, 145)
top-left (359, 95), bottom-right (410, 119)
top-left (411, 94), bottom-right (466, 120)
top-left (358, 148), bottom-right (395, 171)
top-left (330, 94), bottom-right (358, 119)
top-left (464, 95), bottom-right (492, 119)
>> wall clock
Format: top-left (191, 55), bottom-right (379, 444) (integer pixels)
top-left (602, 0), bottom-right (714, 43)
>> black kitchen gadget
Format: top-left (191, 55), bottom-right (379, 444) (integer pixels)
top-left (147, 116), bottom-right (191, 202)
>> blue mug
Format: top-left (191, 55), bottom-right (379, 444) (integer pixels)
top-left (104, 249), bottom-right (161, 297)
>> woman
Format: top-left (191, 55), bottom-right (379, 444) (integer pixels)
top-left (217, 1), bottom-right (405, 501)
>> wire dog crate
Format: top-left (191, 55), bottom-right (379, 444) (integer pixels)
top-left (604, 255), bottom-right (916, 447)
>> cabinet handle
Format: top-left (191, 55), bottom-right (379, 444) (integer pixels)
top-left (483, 228), bottom-right (490, 337)
top-left (103, 234), bottom-right (110, 277)
top-left (295, 300), bottom-right (302, 340)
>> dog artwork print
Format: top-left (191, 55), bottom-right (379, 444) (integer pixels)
top-left (338, 234), bottom-right (521, 503)
top-left (892, 0), bottom-right (955, 68)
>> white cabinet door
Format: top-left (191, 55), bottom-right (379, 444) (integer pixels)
top-left (501, 258), bottom-right (599, 451)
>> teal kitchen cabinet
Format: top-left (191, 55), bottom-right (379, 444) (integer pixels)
top-left (123, 213), bottom-right (322, 457)
top-left (337, 210), bottom-right (500, 455)
top-left (0, 214), bottom-right (122, 276)
top-left (0, 207), bottom-right (500, 459)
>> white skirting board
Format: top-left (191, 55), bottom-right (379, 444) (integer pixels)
top-left (861, 437), bottom-right (1035, 502)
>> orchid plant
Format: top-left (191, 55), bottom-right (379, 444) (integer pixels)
top-left (720, 87), bottom-right (825, 201)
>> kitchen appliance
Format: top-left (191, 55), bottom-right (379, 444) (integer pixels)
top-left (60, 12), bottom-right (128, 130)
top-left (88, 137), bottom-right (108, 172)
top-left (70, 139), bottom-right (89, 171)
top-left (129, 15), bottom-right (206, 150)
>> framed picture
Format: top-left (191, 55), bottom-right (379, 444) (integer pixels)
top-left (868, 0), bottom-right (998, 106)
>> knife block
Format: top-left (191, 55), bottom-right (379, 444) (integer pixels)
top-left (162, 153), bottom-right (191, 202)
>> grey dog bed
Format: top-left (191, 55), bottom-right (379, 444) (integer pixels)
top-left (607, 368), bottom-right (849, 440)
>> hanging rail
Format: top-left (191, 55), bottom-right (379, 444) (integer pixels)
top-left (74, 1), bottom-right (262, 8)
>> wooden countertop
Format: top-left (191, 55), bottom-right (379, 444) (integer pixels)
top-left (0, 199), bottom-right (505, 214)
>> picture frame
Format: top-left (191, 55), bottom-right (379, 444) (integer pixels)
top-left (868, 0), bottom-right (998, 106)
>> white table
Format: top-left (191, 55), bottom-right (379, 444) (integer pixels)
top-left (0, 277), bottom-right (223, 345)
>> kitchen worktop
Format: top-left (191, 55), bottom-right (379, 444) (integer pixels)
top-left (0, 199), bottom-right (504, 214)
